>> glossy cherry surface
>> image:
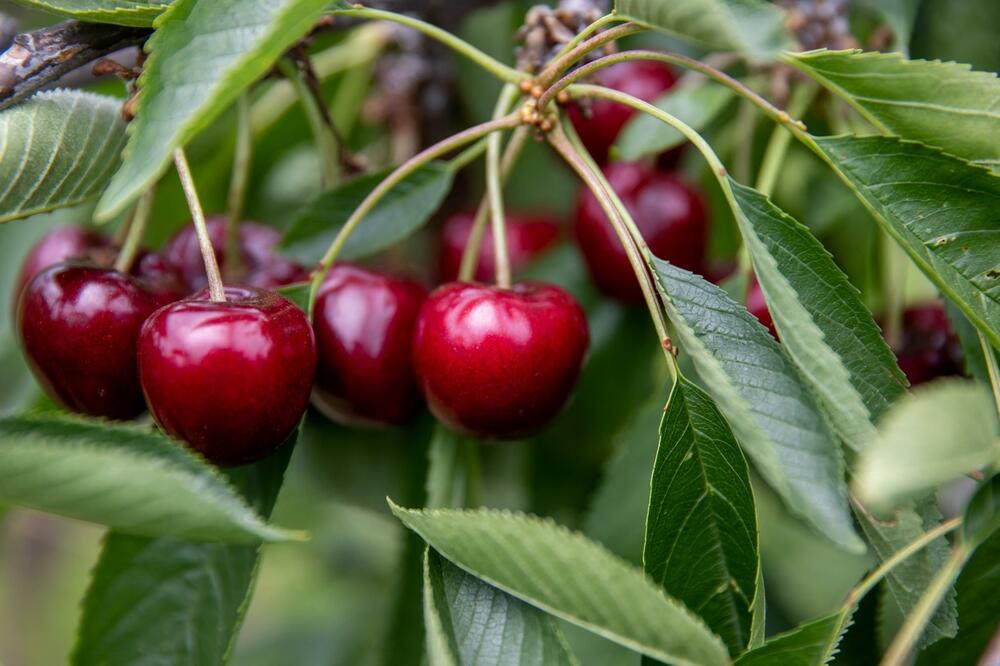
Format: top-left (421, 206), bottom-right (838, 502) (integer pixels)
top-left (313, 264), bottom-right (427, 427)
top-left (138, 286), bottom-right (316, 466)
top-left (574, 162), bottom-right (707, 301)
top-left (18, 262), bottom-right (167, 420)
top-left (438, 210), bottom-right (561, 282)
top-left (162, 217), bottom-right (309, 292)
top-left (568, 61), bottom-right (677, 162)
top-left (412, 282), bottom-right (589, 439)
top-left (746, 278), bottom-right (777, 339)
top-left (14, 226), bottom-right (108, 304)
top-left (894, 303), bottom-right (964, 386)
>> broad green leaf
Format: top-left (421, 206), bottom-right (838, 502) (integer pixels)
top-left (854, 380), bottom-right (999, 512)
top-left (9, 0), bottom-right (170, 26)
top-left (733, 611), bottom-right (851, 666)
top-left (280, 163), bottom-right (454, 266)
top-left (963, 474), bottom-right (1000, 548)
top-left (615, 85), bottom-right (732, 161)
top-left (0, 413), bottom-right (296, 543)
top-left (644, 376), bottom-right (758, 655)
top-left (788, 50), bottom-right (1000, 170)
top-left (650, 259), bottom-right (862, 552)
top-left (391, 504), bottom-right (730, 666)
top-left (73, 439), bottom-right (294, 666)
top-left (0, 91), bottom-right (126, 224)
top-left (95, 0), bottom-right (330, 220)
top-left (424, 548), bottom-right (579, 666)
top-left (809, 135), bottom-right (1000, 349)
top-left (275, 281), bottom-right (309, 312)
top-left (731, 180), bottom-right (906, 452)
top-left (613, 0), bottom-right (792, 61)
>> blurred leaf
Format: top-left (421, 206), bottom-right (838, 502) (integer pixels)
top-left (650, 259), bottom-right (862, 552)
top-left (95, 0), bottom-right (330, 220)
top-left (276, 281), bottom-right (309, 311)
top-left (854, 380), bottom-right (998, 512)
top-left (910, 0), bottom-right (1000, 74)
top-left (614, 0), bottom-right (793, 61)
top-left (391, 504), bottom-right (730, 666)
top-left (788, 51), bottom-right (1000, 170)
top-left (734, 611), bottom-right (851, 666)
top-left (73, 438), bottom-right (295, 666)
top-left (280, 163), bottom-right (453, 266)
top-left (963, 474), bottom-right (1000, 548)
top-left (644, 376), bottom-right (758, 655)
top-left (946, 301), bottom-right (1000, 384)
top-left (425, 426), bottom-right (474, 510)
top-left (731, 180), bottom-right (906, 452)
top-left (811, 135), bottom-right (1000, 350)
top-left (0, 413), bottom-right (297, 542)
top-left (616, 85), bottom-right (732, 160)
top-left (424, 548), bottom-right (578, 666)
top-left (9, 0), bottom-right (169, 26)
top-left (0, 91), bottom-right (126, 224)
top-left (854, 0), bottom-right (920, 54)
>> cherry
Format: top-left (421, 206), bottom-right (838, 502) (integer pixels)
top-left (313, 264), bottom-right (427, 427)
top-left (574, 162), bottom-right (707, 301)
top-left (137, 286), bottom-right (315, 466)
top-left (437, 210), bottom-right (561, 283)
top-left (412, 282), bottom-right (589, 439)
top-left (893, 303), bottom-right (964, 386)
top-left (162, 217), bottom-right (309, 292)
top-left (746, 278), bottom-right (777, 339)
top-left (17, 262), bottom-right (169, 420)
top-left (14, 226), bottom-right (108, 304)
top-left (568, 61), bottom-right (677, 162)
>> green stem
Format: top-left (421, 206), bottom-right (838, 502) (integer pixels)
top-left (756, 82), bottom-right (819, 197)
top-left (174, 148), bottom-right (225, 302)
top-left (113, 188), bottom-right (154, 273)
top-left (449, 138), bottom-right (489, 172)
top-left (485, 85), bottom-right (521, 288)
top-left (278, 58), bottom-right (339, 188)
top-left (535, 23), bottom-right (644, 90)
top-left (461, 440), bottom-right (482, 508)
top-left (225, 94), bottom-right (252, 281)
top-left (550, 12), bottom-right (626, 62)
top-left (733, 99), bottom-right (756, 185)
top-left (979, 331), bottom-right (1000, 420)
top-left (332, 7), bottom-right (527, 84)
top-left (307, 113), bottom-right (523, 316)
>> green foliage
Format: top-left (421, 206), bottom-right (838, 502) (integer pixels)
top-left (9, 0), bottom-right (170, 26)
top-left (616, 85), bottom-right (732, 161)
top-left (963, 474), bottom-right (1000, 548)
top-left (733, 611), bottom-right (850, 666)
top-left (0, 91), bottom-right (126, 224)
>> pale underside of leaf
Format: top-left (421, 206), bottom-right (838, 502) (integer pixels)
top-left (10, 0), bottom-right (171, 26)
top-left (616, 84), bottom-right (733, 161)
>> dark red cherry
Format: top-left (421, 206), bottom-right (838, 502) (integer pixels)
top-left (14, 226), bottom-right (108, 304)
top-left (17, 262), bottom-right (166, 420)
top-left (162, 217), bottom-right (309, 292)
top-left (568, 60), bottom-right (677, 162)
top-left (132, 251), bottom-right (186, 302)
top-left (574, 162), bottom-right (707, 301)
top-left (746, 278), bottom-right (777, 339)
top-left (893, 303), bottom-right (964, 386)
top-left (412, 282), bottom-right (589, 439)
top-left (313, 264), bottom-right (427, 427)
top-left (138, 286), bottom-right (315, 466)
top-left (438, 210), bottom-right (561, 282)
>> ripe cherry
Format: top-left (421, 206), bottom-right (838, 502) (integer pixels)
top-left (14, 226), bottom-right (108, 304)
top-left (437, 210), bottom-right (561, 282)
top-left (17, 262), bottom-right (169, 420)
top-left (162, 217), bottom-right (309, 292)
top-left (893, 303), bottom-right (964, 386)
top-left (138, 286), bottom-right (315, 466)
top-left (574, 162), bottom-right (707, 301)
top-left (412, 282), bottom-right (589, 439)
top-left (746, 278), bottom-right (777, 339)
top-left (313, 264), bottom-right (427, 427)
top-left (568, 61), bottom-right (677, 162)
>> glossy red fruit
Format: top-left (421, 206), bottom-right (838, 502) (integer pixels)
top-left (132, 251), bottom-right (187, 302)
top-left (413, 282), bottom-right (589, 439)
top-left (894, 303), bottom-right (964, 386)
top-left (568, 61), bottom-right (677, 162)
top-left (574, 162), bottom-right (707, 301)
top-left (313, 264), bottom-right (427, 427)
top-left (746, 278), bottom-right (777, 339)
top-left (138, 286), bottom-right (315, 466)
top-left (162, 217), bottom-right (309, 292)
top-left (18, 262), bottom-right (167, 420)
top-left (14, 226), bottom-right (108, 303)
top-left (438, 210), bottom-right (561, 282)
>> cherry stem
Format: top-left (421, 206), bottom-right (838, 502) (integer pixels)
top-left (174, 148), bottom-right (226, 302)
top-left (486, 84), bottom-right (521, 288)
top-left (278, 57), bottom-right (339, 187)
top-left (113, 187), bottom-right (154, 273)
top-left (225, 94), bottom-right (252, 282)
top-left (534, 23), bottom-right (644, 90)
top-left (756, 82), bottom-right (818, 197)
top-left (978, 330), bottom-right (1000, 419)
top-left (550, 12), bottom-right (626, 63)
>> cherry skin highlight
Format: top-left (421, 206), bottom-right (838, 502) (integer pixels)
top-left (412, 282), bottom-right (589, 439)
top-left (438, 210), bottom-right (561, 282)
top-left (574, 162), bottom-right (707, 302)
top-left (893, 303), bottom-right (964, 386)
top-left (138, 286), bottom-right (316, 466)
top-left (17, 262), bottom-right (168, 420)
top-left (313, 264), bottom-right (427, 427)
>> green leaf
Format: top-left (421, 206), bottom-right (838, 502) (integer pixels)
top-left (788, 50), bottom-right (1000, 170)
top-left (9, 0), bottom-right (170, 26)
top-left (810, 136), bottom-right (1000, 349)
top-left (275, 281), bottom-right (309, 312)
top-left (280, 163), bottom-right (454, 266)
top-left (733, 611), bottom-right (851, 666)
top-left (730, 179), bottom-right (906, 452)
top-left (963, 474), bottom-right (1000, 548)
top-left (424, 548), bottom-right (579, 666)
top-left (0, 413), bottom-right (296, 543)
top-left (615, 85), bottom-right (732, 161)
top-left (391, 504), bottom-right (730, 666)
top-left (854, 0), bottom-right (921, 54)
top-left (72, 439), bottom-right (294, 665)
top-left (910, 0), bottom-right (1000, 75)
top-left (0, 91), bottom-right (126, 224)
top-left (644, 376), bottom-right (758, 655)
top-left (613, 0), bottom-right (793, 61)
top-left (854, 380), bottom-right (999, 512)
top-left (650, 259), bottom-right (862, 552)
top-left (95, 0), bottom-right (330, 220)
